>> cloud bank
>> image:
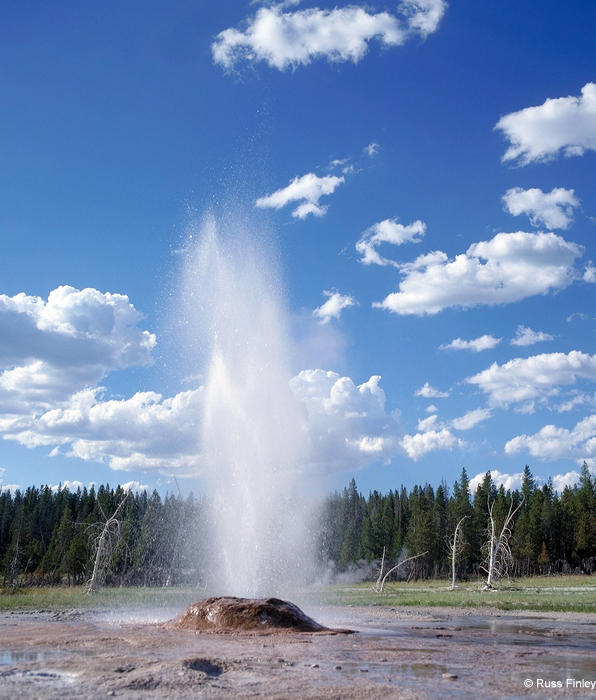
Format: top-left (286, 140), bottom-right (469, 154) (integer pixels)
top-left (212, 1), bottom-right (447, 72)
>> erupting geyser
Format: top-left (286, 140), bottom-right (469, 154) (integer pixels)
top-left (178, 213), bottom-right (316, 600)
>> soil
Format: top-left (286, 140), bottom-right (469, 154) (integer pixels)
top-left (0, 603), bottom-right (595, 698)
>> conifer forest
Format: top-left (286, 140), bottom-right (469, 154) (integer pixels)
top-left (1, 465), bottom-right (595, 588)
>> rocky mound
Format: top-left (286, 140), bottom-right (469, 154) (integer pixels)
top-left (172, 596), bottom-right (336, 633)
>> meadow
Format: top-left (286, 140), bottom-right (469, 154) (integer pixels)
top-left (1, 575), bottom-right (594, 613)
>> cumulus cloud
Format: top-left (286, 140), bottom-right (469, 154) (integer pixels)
top-left (451, 408), bottom-right (492, 431)
top-left (552, 471), bottom-right (584, 491)
top-left (415, 381), bottom-right (449, 398)
top-left (469, 467), bottom-right (590, 493)
top-left (505, 414), bottom-right (596, 464)
top-left (467, 351), bottom-right (596, 408)
top-left (5, 387), bottom-right (204, 473)
top-left (0, 363), bottom-right (404, 474)
top-left (374, 231), bottom-right (583, 315)
top-left (510, 325), bottom-right (553, 347)
top-left (212, 1), bottom-right (447, 72)
top-left (440, 334), bottom-right (501, 352)
top-left (401, 427), bottom-right (462, 460)
top-left (312, 290), bottom-right (357, 324)
top-left (503, 187), bottom-right (580, 230)
top-left (255, 172), bottom-right (344, 218)
top-left (0, 286), bottom-right (155, 418)
top-left (289, 369), bottom-right (400, 470)
top-left (469, 469), bottom-right (523, 493)
top-left (356, 218), bottom-right (426, 266)
top-left (495, 82), bottom-right (596, 165)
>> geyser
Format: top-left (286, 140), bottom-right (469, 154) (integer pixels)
top-left (179, 213), bottom-right (314, 598)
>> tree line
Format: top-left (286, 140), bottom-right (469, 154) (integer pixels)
top-left (320, 464), bottom-right (596, 580)
top-left (0, 485), bottom-right (204, 587)
top-left (0, 463), bottom-right (594, 588)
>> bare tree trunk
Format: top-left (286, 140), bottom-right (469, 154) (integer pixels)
top-left (449, 515), bottom-right (469, 590)
top-left (373, 551), bottom-right (428, 593)
top-left (481, 495), bottom-right (524, 590)
top-left (87, 493), bottom-right (128, 595)
top-left (374, 546), bottom-right (386, 592)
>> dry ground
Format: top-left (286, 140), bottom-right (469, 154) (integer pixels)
top-left (0, 604), bottom-right (595, 699)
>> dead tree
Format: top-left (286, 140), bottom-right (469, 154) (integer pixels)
top-left (480, 495), bottom-right (524, 590)
top-left (448, 515), bottom-right (469, 590)
top-left (373, 550), bottom-right (429, 593)
top-left (87, 491), bottom-right (128, 594)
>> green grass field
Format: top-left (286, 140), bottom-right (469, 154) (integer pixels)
top-left (314, 575), bottom-right (596, 613)
top-left (1, 575), bottom-right (594, 613)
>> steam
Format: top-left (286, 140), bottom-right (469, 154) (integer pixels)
top-left (179, 214), bottom-right (315, 597)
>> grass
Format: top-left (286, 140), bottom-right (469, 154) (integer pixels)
top-left (0, 575), bottom-right (594, 613)
top-left (313, 574), bottom-right (596, 613)
top-left (0, 584), bottom-right (200, 612)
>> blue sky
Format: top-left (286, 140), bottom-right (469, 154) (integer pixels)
top-left (1, 0), bottom-right (595, 496)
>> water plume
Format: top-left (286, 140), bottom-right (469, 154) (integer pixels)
top-left (178, 213), bottom-right (314, 598)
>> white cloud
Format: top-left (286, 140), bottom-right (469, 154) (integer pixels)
top-left (356, 218), bottom-right (426, 267)
top-left (374, 231), bottom-right (583, 315)
top-left (417, 414), bottom-right (439, 432)
top-left (495, 82), bottom-right (596, 165)
top-left (451, 408), bottom-right (492, 431)
top-left (510, 325), bottom-right (554, 347)
top-left (440, 334), bottom-right (501, 352)
top-left (503, 187), bottom-right (580, 230)
top-left (415, 381), bottom-right (449, 398)
top-left (121, 480), bottom-right (150, 493)
top-left (50, 480), bottom-right (87, 492)
top-left (425, 404), bottom-right (438, 413)
top-left (505, 414), bottom-right (596, 464)
top-left (554, 392), bottom-right (596, 413)
top-left (0, 365), bottom-right (404, 474)
top-left (364, 142), bottom-right (380, 157)
top-left (567, 312), bottom-right (589, 323)
top-left (552, 471), bottom-right (582, 491)
top-left (0, 484), bottom-right (21, 493)
top-left (401, 427), bottom-right (462, 460)
top-left (469, 467), bottom-right (591, 493)
top-left (255, 172), bottom-right (344, 218)
top-left (584, 262), bottom-right (596, 283)
top-left (399, 0), bottom-right (448, 36)
top-left (0, 286), bottom-right (155, 416)
top-left (469, 469), bottom-right (523, 493)
top-left (212, 1), bottom-right (447, 72)
top-left (468, 351), bottom-right (596, 408)
top-left (289, 369), bottom-right (400, 469)
top-left (312, 290), bottom-right (357, 324)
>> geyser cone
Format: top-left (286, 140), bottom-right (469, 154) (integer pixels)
top-left (179, 214), bottom-right (313, 598)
